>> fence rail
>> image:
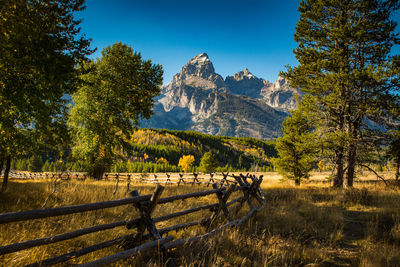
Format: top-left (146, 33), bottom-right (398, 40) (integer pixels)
top-left (9, 171), bottom-right (240, 183)
top-left (0, 173), bottom-right (265, 266)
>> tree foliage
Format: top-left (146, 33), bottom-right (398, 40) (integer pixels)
top-left (274, 102), bottom-right (319, 185)
top-left (0, 0), bottom-right (92, 191)
top-left (198, 152), bottom-right (219, 173)
top-left (283, 0), bottom-right (400, 187)
top-left (68, 42), bottom-right (163, 179)
top-left (178, 155), bottom-right (195, 172)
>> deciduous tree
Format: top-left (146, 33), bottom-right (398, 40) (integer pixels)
top-left (0, 0), bottom-right (92, 191)
top-left (68, 42), bottom-right (163, 179)
top-left (178, 155), bottom-right (195, 172)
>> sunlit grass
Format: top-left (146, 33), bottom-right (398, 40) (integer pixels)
top-left (0, 172), bottom-right (399, 266)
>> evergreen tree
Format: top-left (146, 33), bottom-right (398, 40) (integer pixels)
top-left (199, 152), bottom-right (218, 173)
top-left (28, 155), bottom-right (43, 172)
top-left (274, 102), bottom-right (319, 185)
top-left (69, 42), bottom-right (163, 179)
top-left (283, 0), bottom-right (400, 187)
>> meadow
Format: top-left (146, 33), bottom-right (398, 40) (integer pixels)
top-left (0, 171), bottom-right (399, 266)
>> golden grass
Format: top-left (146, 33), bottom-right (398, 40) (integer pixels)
top-left (0, 173), bottom-right (399, 266)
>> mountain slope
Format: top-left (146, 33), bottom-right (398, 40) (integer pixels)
top-left (141, 53), bottom-right (298, 139)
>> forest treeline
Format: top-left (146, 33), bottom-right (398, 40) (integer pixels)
top-left (12, 129), bottom-right (277, 173)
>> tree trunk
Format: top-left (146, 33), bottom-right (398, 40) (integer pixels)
top-left (295, 178), bottom-right (301, 186)
top-left (345, 145), bottom-right (357, 187)
top-left (333, 149), bottom-right (344, 187)
top-left (345, 119), bottom-right (360, 188)
top-left (0, 157), bottom-right (4, 177)
top-left (92, 165), bottom-right (105, 180)
top-left (2, 155), bottom-right (11, 192)
top-left (345, 144), bottom-right (356, 188)
top-left (396, 156), bottom-right (400, 181)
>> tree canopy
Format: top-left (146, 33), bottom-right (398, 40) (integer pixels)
top-left (0, 0), bottom-right (93, 191)
top-left (283, 0), bottom-right (400, 187)
top-left (199, 152), bottom-right (218, 173)
top-left (274, 99), bottom-right (319, 185)
top-left (68, 42), bottom-right (163, 179)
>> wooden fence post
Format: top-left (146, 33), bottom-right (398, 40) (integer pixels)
top-left (178, 174), bottom-right (185, 186)
top-left (220, 172), bottom-right (228, 187)
top-left (125, 185), bottom-right (164, 244)
top-left (126, 175), bottom-right (131, 192)
top-left (207, 173), bottom-right (215, 187)
top-left (192, 173), bottom-right (200, 186)
top-left (113, 174), bottom-right (120, 196)
top-left (206, 184), bottom-right (235, 229)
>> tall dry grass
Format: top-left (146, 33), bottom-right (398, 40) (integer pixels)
top-left (0, 173), bottom-right (399, 266)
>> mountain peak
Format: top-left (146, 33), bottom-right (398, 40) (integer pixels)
top-left (186, 53), bottom-right (212, 68)
top-left (230, 68), bottom-right (257, 81)
top-left (177, 53), bottom-right (215, 80)
top-left (242, 68), bottom-right (254, 78)
top-left (190, 52), bottom-right (210, 62)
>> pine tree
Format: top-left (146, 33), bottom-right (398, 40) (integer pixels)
top-left (274, 101), bottom-right (319, 185)
top-left (283, 0), bottom-right (400, 187)
top-left (199, 152), bottom-right (219, 173)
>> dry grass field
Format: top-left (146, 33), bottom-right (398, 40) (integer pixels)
top-left (0, 171), bottom-right (399, 266)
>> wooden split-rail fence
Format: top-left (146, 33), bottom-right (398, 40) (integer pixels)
top-left (8, 171), bottom-right (247, 193)
top-left (0, 173), bottom-right (266, 266)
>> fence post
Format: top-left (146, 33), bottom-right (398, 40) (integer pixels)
top-left (126, 175), bottom-right (131, 192)
top-left (206, 184), bottom-right (235, 229)
top-left (124, 185), bottom-right (164, 246)
top-left (178, 173), bottom-right (185, 186)
top-left (207, 173), bottom-right (215, 187)
top-left (192, 173), bottom-right (200, 186)
top-left (220, 172), bottom-right (229, 187)
top-left (113, 174), bottom-right (120, 196)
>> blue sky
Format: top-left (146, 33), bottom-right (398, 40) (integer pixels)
top-left (77, 0), bottom-right (399, 84)
top-left (77, 0), bottom-right (301, 83)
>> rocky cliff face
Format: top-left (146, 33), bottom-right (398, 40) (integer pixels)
top-left (140, 53), bottom-right (298, 139)
top-left (260, 76), bottom-right (298, 110)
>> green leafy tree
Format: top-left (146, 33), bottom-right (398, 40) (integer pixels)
top-left (283, 0), bottom-right (400, 187)
top-left (199, 152), bottom-right (218, 173)
top-left (0, 0), bottom-right (92, 191)
top-left (69, 42), bottom-right (163, 179)
top-left (274, 103), bottom-right (319, 185)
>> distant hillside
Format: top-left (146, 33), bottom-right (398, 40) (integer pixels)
top-left (13, 128), bottom-right (277, 173)
top-left (124, 128), bottom-right (277, 171)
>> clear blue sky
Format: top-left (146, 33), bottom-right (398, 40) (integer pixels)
top-left (77, 0), bottom-right (399, 84)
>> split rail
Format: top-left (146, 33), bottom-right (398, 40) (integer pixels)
top-left (0, 173), bottom-right (265, 266)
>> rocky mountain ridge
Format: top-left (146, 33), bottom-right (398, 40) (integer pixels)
top-left (141, 53), bottom-right (298, 139)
